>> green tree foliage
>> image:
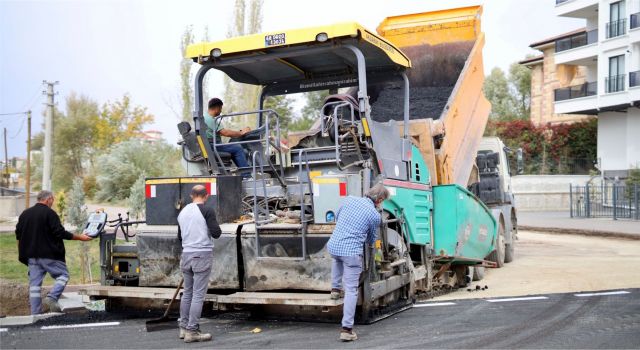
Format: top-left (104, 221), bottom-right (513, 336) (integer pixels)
top-left (484, 67), bottom-right (517, 120)
top-left (66, 178), bottom-right (88, 233)
top-left (127, 174), bottom-right (146, 220)
top-left (289, 90), bottom-right (329, 132)
top-left (54, 191), bottom-right (66, 224)
top-left (264, 95), bottom-right (294, 132)
top-left (95, 140), bottom-right (183, 202)
top-left (52, 93), bottom-right (100, 190)
top-left (180, 25), bottom-right (195, 122)
top-left (508, 62), bottom-right (532, 119)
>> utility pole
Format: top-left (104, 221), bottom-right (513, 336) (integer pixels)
top-left (3, 128), bottom-right (8, 188)
top-left (26, 110), bottom-right (32, 207)
top-left (42, 80), bottom-right (58, 191)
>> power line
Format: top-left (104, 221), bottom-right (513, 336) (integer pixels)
top-left (9, 118), bottom-right (26, 139)
top-left (0, 111), bottom-right (29, 117)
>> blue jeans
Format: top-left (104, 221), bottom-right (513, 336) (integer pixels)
top-left (179, 251), bottom-right (213, 331)
top-left (331, 255), bottom-right (362, 329)
top-left (28, 258), bottom-right (69, 314)
top-left (214, 144), bottom-right (249, 169)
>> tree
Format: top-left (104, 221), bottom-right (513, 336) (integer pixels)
top-left (509, 62), bottom-right (532, 119)
top-left (223, 0), bottom-right (263, 127)
top-left (180, 26), bottom-right (195, 122)
top-left (127, 174), bottom-right (146, 220)
top-left (52, 93), bottom-right (100, 190)
top-left (95, 140), bottom-right (183, 202)
top-left (484, 67), bottom-right (517, 120)
top-left (264, 95), bottom-right (294, 132)
top-left (66, 178), bottom-right (90, 283)
top-left (92, 94), bottom-right (154, 151)
top-left (289, 90), bottom-right (329, 132)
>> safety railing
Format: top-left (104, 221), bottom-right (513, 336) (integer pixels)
top-left (211, 109), bottom-right (286, 185)
top-left (321, 101), bottom-right (368, 171)
top-left (555, 29), bottom-right (598, 52)
top-left (605, 74), bottom-right (626, 93)
top-left (554, 81), bottom-right (597, 101)
top-left (606, 18), bottom-right (627, 38)
top-left (570, 183), bottom-right (640, 220)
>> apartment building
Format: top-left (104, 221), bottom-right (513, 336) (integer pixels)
top-left (521, 29), bottom-right (595, 125)
top-left (553, 0), bottom-right (640, 180)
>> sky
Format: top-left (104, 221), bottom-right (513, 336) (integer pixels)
top-left (0, 0), bottom-right (584, 158)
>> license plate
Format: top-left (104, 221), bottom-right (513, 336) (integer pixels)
top-left (265, 33), bottom-right (286, 47)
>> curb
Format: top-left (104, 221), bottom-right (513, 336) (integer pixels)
top-left (0, 313), bottom-right (62, 327)
top-left (519, 225), bottom-right (640, 240)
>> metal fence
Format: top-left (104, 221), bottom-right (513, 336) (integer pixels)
top-left (570, 184), bottom-right (640, 220)
top-left (508, 154), bottom-right (597, 175)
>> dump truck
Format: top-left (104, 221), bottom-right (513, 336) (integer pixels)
top-left (82, 5), bottom-right (516, 323)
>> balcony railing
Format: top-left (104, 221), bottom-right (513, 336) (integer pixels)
top-left (605, 74), bottom-right (626, 93)
top-left (630, 71), bottom-right (640, 88)
top-left (606, 18), bottom-right (627, 38)
top-left (632, 12), bottom-right (640, 30)
top-left (555, 29), bottom-right (598, 52)
top-left (554, 82), bottom-right (597, 101)
top-left (555, 0), bottom-right (570, 4)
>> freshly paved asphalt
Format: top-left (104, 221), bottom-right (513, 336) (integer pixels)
top-left (1, 289), bottom-right (638, 349)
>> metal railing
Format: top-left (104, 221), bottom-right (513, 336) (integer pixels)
top-left (509, 155), bottom-right (598, 175)
top-left (631, 12), bottom-right (640, 29)
top-left (605, 74), bottom-right (626, 93)
top-left (630, 71), bottom-right (640, 88)
top-left (555, 29), bottom-right (598, 52)
top-left (554, 81), bottom-right (597, 101)
top-left (606, 18), bottom-right (627, 38)
top-left (570, 184), bottom-right (640, 220)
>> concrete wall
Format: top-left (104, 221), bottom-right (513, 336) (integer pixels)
top-left (512, 175), bottom-right (592, 211)
top-left (0, 195), bottom-right (38, 218)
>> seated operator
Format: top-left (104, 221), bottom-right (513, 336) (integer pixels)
top-left (205, 98), bottom-right (251, 176)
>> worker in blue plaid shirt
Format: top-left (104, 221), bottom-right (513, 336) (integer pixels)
top-left (326, 183), bottom-right (390, 342)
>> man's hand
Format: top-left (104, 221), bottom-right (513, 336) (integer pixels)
top-left (73, 233), bottom-right (92, 241)
top-left (240, 127), bottom-right (251, 135)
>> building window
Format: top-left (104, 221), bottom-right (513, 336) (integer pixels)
top-left (606, 55), bottom-right (626, 93)
top-left (607, 1), bottom-right (627, 38)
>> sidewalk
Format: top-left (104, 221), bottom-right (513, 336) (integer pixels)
top-left (518, 211), bottom-right (640, 239)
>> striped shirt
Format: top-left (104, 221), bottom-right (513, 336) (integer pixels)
top-left (327, 196), bottom-right (381, 257)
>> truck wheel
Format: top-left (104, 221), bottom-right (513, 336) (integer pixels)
top-left (505, 211), bottom-right (517, 263)
top-left (488, 220), bottom-right (505, 268)
top-left (472, 266), bottom-right (485, 281)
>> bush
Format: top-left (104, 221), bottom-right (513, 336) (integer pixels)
top-left (95, 140), bottom-right (183, 202)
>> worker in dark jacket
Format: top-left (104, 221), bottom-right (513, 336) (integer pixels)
top-left (15, 190), bottom-right (92, 314)
top-left (177, 185), bottom-right (222, 343)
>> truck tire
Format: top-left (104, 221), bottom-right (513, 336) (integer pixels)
top-left (488, 220), bottom-right (505, 268)
top-left (505, 211), bottom-right (517, 263)
top-left (472, 266), bottom-right (485, 281)
top-left (504, 244), bottom-right (514, 263)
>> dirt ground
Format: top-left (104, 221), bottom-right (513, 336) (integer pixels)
top-left (0, 280), bottom-right (91, 316)
top-left (436, 230), bottom-right (640, 301)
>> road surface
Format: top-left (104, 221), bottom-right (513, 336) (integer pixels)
top-left (1, 290), bottom-right (638, 349)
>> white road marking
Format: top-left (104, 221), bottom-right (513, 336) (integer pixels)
top-left (0, 328), bottom-right (8, 332)
top-left (413, 302), bottom-right (456, 308)
top-left (575, 291), bottom-right (630, 297)
top-left (41, 321), bottom-right (120, 330)
top-left (486, 296), bottom-right (549, 303)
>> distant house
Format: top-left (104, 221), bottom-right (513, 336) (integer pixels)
top-left (520, 29), bottom-right (595, 126)
top-left (139, 130), bottom-right (163, 143)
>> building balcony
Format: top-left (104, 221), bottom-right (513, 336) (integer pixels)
top-left (555, 0), bottom-right (598, 19)
top-left (606, 19), bottom-right (627, 39)
top-left (605, 75), bottom-right (626, 93)
top-left (554, 29), bottom-right (598, 65)
top-left (554, 81), bottom-right (598, 114)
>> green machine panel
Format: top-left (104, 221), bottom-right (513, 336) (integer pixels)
top-left (432, 184), bottom-right (496, 261)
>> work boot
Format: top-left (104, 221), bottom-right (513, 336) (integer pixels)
top-left (184, 330), bottom-right (212, 343)
top-left (330, 289), bottom-right (343, 300)
top-left (340, 328), bottom-right (357, 342)
top-left (179, 327), bottom-right (187, 339)
top-left (43, 297), bottom-right (62, 313)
